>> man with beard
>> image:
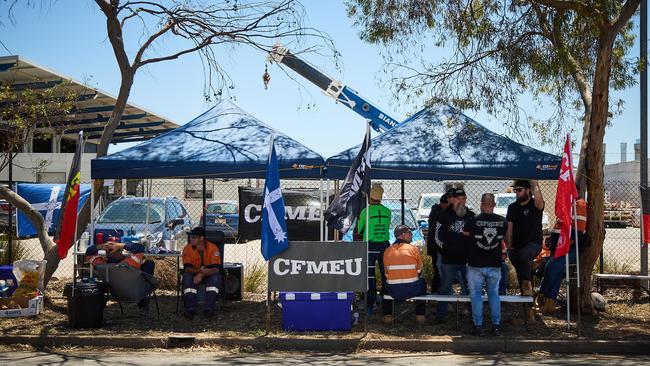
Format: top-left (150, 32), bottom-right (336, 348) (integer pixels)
top-left (505, 179), bottom-right (545, 323)
top-left (426, 189), bottom-right (454, 293)
top-left (463, 193), bottom-right (507, 336)
top-left (433, 188), bottom-right (474, 323)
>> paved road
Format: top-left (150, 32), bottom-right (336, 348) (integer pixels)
top-left (2, 351), bottom-right (650, 366)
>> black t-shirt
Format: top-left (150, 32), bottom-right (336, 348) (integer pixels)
top-left (426, 203), bottom-right (445, 256)
top-left (464, 213), bottom-right (507, 268)
top-left (434, 207), bottom-right (475, 265)
top-left (506, 198), bottom-right (543, 249)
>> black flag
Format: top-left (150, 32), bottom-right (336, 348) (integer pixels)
top-left (325, 125), bottom-right (371, 234)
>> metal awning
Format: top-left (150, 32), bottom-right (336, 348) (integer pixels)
top-left (0, 55), bottom-right (178, 145)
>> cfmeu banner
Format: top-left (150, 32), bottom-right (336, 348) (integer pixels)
top-left (268, 241), bottom-right (368, 292)
top-left (238, 187), bottom-right (333, 241)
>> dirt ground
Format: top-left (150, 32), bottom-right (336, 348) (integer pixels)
top-left (1, 279), bottom-right (649, 341)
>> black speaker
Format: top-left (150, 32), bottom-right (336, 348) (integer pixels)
top-left (223, 262), bottom-right (243, 301)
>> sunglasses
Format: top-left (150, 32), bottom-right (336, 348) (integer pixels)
top-left (189, 235), bottom-right (199, 239)
top-left (513, 188), bottom-right (525, 192)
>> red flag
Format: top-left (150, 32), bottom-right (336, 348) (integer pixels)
top-left (554, 134), bottom-right (578, 259)
top-left (641, 187), bottom-right (650, 247)
top-left (56, 132), bottom-right (83, 259)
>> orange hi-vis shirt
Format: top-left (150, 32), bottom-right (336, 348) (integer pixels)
top-left (182, 241), bottom-right (222, 270)
top-left (383, 241), bottom-right (422, 285)
top-left (552, 198), bottom-right (587, 234)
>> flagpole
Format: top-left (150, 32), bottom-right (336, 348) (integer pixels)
top-left (364, 121), bottom-right (370, 335)
top-left (325, 179), bottom-right (330, 241)
top-left (320, 178), bottom-right (324, 241)
top-left (573, 199), bottom-right (581, 336)
top-left (72, 131), bottom-right (83, 288)
top-left (266, 134), bottom-right (275, 336)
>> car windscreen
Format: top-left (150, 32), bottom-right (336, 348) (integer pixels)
top-left (421, 195), bottom-right (442, 209)
top-left (496, 196), bottom-right (516, 208)
top-left (206, 203), bottom-right (238, 214)
top-left (98, 200), bottom-right (165, 224)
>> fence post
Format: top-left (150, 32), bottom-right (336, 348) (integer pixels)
top-left (641, 0), bottom-right (648, 290)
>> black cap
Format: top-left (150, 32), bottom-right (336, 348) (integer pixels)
top-left (440, 193), bottom-right (449, 204)
top-left (446, 188), bottom-right (456, 196)
top-left (512, 180), bottom-right (531, 189)
top-left (189, 227), bottom-right (205, 237)
top-left (451, 189), bottom-right (466, 198)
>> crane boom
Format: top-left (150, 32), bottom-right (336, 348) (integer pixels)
top-left (268, 44), bottom-right (400, 133)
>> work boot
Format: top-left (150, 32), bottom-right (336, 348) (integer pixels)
top-left (382, 315), bottom-right (393, 325)
top-left (541, 298), bottom-right (557, 314)
top-left (473, 325), bottom-right (485, 337)
top-left (521, 280), bottom-right (533, 296)
top-left (492, 326), bottom-right (502, 337)
top-left (415, 315), bottom-right (426, 325)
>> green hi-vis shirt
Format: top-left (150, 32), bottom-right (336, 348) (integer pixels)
top-left (357, 204), bottom-right (392, 242)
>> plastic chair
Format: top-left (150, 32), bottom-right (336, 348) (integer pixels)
top-left (95, 264), bottom-right (160, 318)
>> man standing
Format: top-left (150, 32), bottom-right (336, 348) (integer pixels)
top-left (463, 193), bottom-right (507, 336)
top-left (434, 188), bottom-right (474, 323)
top-left (505, 179), bottom-right (545, 323)
top-left (357, 183), bottom-right (392, 313)
top-left (426, 190), bottom-right (452, 293)
top-left (537, 191), bottom-right (587, 314)
top-left (381, 225), bottom-right (427, 325)
top-left (181, 227), bottom-right (223, 319)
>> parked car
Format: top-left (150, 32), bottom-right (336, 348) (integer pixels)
top-left (200, 200), bottom-right (239, 241)
top-left (342, 199), bottom-right (425, 250)
top-left (415, 193), bottom-right (444, 226)
top-left (494, 193), bottom-right (550, 235)
top-left (0, 199), bottom-right (13, 229)
top-left (90, 196), bottom-right (193, 249)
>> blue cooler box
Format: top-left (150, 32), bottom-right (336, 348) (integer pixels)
top-left (279, 292), bottom-right (353, 331)
top-left (0, 265), bottom-right (18, 296)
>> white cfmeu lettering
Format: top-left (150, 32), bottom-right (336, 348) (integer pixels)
top-left (273, 258), bottom-right (364, 276)
top-left (273, 259), bottom-right (290, 276)
top-left (245, 205), bottom-right (321, 223)
top-left (244, 204), bottom-right (262, 223)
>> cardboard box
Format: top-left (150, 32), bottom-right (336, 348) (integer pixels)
top-left (0, 296), bottom-right (43, 318)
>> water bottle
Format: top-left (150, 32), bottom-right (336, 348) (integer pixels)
top-left (0, 280), bottom-right (8, 298)
top-left (353, 311), bottom-right (359, 325)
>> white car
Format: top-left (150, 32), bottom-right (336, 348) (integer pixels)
top-left (415, 193), bottom-right (444, 224)
top-left (494, 193), bottom-right (550, 235)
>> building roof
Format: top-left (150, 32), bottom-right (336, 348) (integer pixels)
top-left (0, 55), bottom-right (178, 145)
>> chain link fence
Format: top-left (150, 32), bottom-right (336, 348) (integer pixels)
top-left (2, 178), bottom-right (647, 291)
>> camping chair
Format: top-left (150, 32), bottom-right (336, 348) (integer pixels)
top-left (96, 264), bottom-right (160, 318)
top-left (177, 230), bottom-right (226, 309)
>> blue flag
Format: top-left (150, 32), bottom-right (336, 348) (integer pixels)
top-left (261, 142), bottom-right (289, 261)
top-left (15, 183), bottom-right (91, 238)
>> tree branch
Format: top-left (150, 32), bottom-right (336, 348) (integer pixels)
top-left (612, 0), bottom-right (641, 35)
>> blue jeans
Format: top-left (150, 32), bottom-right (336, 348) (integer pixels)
top-left (499, 261), bottom-right (509, 295)
top-left (436, 263), bottom-right (468, 319)
top-left (467, 266), bottom-right (501, 326)
top-left (539, 244), bottom-right (577, 300)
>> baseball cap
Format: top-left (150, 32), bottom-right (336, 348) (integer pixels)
top-left (451, 188), bottom-right (466, 198)
top-left (189, 227), bottom-right (205, 237)
top-left (394, 225), bottom-right (411, 238)
top-left (512, 180), bottom-right (531, 189)
top-left (440, 193), bottom-right (449, 204)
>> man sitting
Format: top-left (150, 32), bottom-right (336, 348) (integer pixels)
top-left (381, 225), bottom-right (427, 325)
top-left (85, 234), bottom-right (155, 309)
top-left (181, 227), bottom-right (223, 319)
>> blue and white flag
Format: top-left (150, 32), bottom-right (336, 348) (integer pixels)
top-left (15, 183), bottom-right (91, 238)
top-left (261, 141), bottom-right (289, 261)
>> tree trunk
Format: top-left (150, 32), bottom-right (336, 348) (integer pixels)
top-left (0, 184), bottom-right (60, 286)
top-left (575, 107), bottom-right (592, 195)
top-left (580, 30), bottom-right (615, 314)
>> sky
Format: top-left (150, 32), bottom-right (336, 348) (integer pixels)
top-left (0, 1), bottom-right (646, 165)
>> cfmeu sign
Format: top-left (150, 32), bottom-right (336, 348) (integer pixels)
top-left (268, 241), bottom-right (368, 292)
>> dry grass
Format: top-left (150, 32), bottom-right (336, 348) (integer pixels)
top-left (1, 279), bottom-right (648, 341)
